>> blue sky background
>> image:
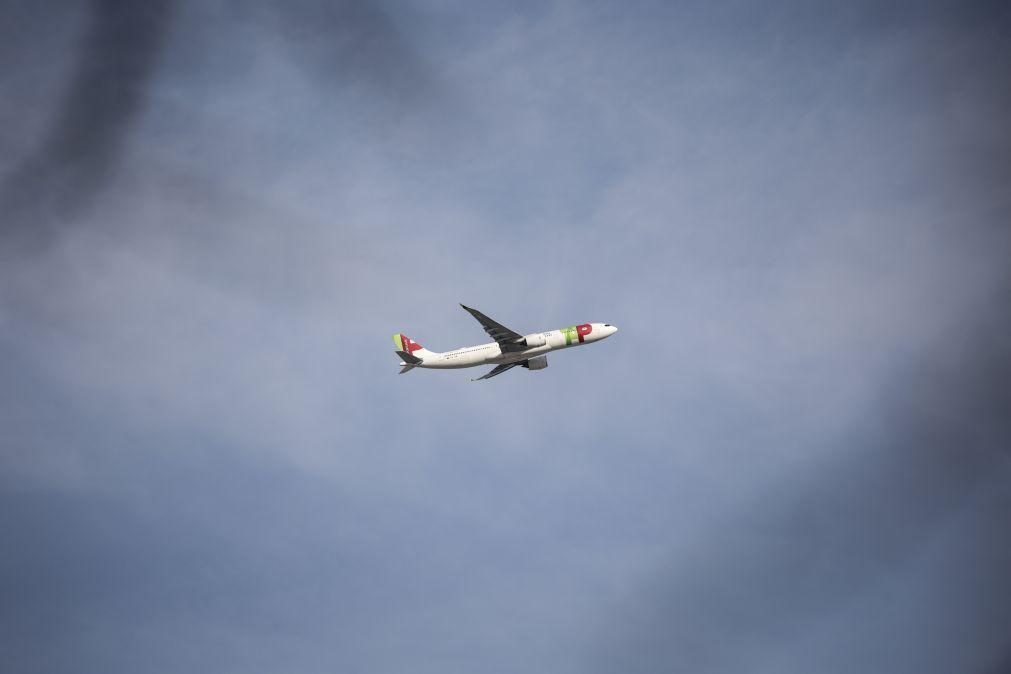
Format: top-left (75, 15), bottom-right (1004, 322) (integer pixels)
top-left (2, 1), bottom-right (1010, 672)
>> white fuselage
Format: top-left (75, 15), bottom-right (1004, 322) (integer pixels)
top-left (417, 322), bottom-right (618, 369)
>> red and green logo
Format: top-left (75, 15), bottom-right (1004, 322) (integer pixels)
top-left (394, 334), bottom-right (424, 353)
top-left (561, 323), bottom-right (592, 345)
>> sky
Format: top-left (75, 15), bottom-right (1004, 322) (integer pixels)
top-left (2, 1), bottom-right (1010, 672)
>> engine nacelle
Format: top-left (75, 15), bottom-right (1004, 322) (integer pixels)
top-left (524, 355), bottom-right (548, 370)
top-left (522, 333), bottom-right (547, 348)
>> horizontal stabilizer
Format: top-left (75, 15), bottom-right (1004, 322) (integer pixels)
top-left (399, 363), bottom-right (418, 374)
top-left (397, 350), bottom-right (422, 365)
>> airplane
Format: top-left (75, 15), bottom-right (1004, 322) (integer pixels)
top-left (393, 304), bottom-right (618, 380)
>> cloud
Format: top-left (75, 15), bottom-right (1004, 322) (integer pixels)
top-left (1, 1), bottom-right (1008, 672)
top-left (0, 0), bottom-right (176, 245)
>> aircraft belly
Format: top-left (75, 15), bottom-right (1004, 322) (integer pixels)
top-left (431, 344), bottom-right (500, 369)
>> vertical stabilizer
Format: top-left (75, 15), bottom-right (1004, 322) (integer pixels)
top-left (392, 333), bottom-right (436, 365)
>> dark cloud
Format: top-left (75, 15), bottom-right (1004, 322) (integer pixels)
top-left (0, 0), bottom-right (175, 245)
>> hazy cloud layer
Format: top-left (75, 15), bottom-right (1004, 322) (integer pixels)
top-left (0, 0), bottom-right (176, 244)
top-left (2, 2), bottom-right (1009, 673)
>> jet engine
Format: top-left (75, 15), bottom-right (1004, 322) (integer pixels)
top-left (523, 355), bottom-right (548, 370)
top-left (521, 333), bottom-right (547, 348)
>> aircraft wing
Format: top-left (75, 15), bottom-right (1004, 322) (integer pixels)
top-left (472, 362), bottom-right (521, 381)
top-left (460, 304), bottom-right (526, 351)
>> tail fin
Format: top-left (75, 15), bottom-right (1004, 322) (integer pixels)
top-left (392, 334), bottom-right (434, 372)
top-left (392, 333), bottom-right (424, 355)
